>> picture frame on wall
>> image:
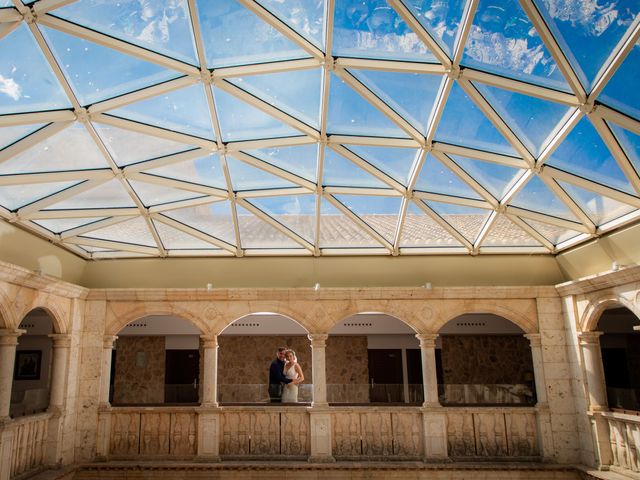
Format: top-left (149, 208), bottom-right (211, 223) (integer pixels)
top-left (14, 350), bottom-right (42, 380)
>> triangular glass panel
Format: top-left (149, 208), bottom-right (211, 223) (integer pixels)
top-left (474, 83), bottom-right (572, 157)
top-left (400, 0), bottom-right (467, 57)
top-left (227, 156), bottom-right (299, 191)
top-left (449, 154), bottom-right (524, 201)
top-left (107, 84), bottom-right (215, 140)
top-left (427, 201), bottom-right (490, 243)
top-left (334, 194), bottom-right (402, 243)
top-left (481, 215), bottom-right (543, 247)
top-left (0, 123), bottom-right (110, 175)
top-left (558, 180), bottom-right (636, 226)
top-left (0, 24), bottom-right (71, 114)
top-left (227, 69), bottom-right (322, 130)
top-left (93, 122), bottom-right (197, 167)
top-left (33, 216), bottom-right (108, 234)
top-left (236, 204), bottom-right (301, 249)
top-left (0, 0), bottom-right (13, 6)
top-left (532, 0), bottom-right (639, 91)
top-left (257, 0), bottom-right (326, 49)
top-left (348, 69), bottom-right (443, 135)
top-left (79, 217), bottom-right (156, 247)
top-left (319, 197), bottom-right (381, 248)
top-left (51, 0), bottom-right (198, 64)
top-left (44, 179), bottom-right (137, 210)
top-left (520, 217), bottom-right (583, 245)
top-left (333, 0), bottom-right (437, 63)
top-left (73, 244), bottom-right (113, 253)
top-left (461, 0), bottom-right (569, 92)
top-left (0, 123), bottom-right (46, 150)
top-left (213, 86), bottom-right (301, 142)
top-left (435, 83), bottom-right (517, 155)
top-left (510, 175), bottom-right (580, 222)
top-left (163, 201), bottom-right (236, 245)
top-left (400, 202), bottom-right (464, 248)
top-left (600, 43), bottom-right (640, 121)
top-left (244, 144), bottom-right (318, 182)
top-left (327, 73), bottom-right (409, 138)
top-left (41, 26), bottom-right (181, 106)
top-left (128, 179), bottom-right (205, 207)
top-left (142, 153), bottom-right (228, 190)
top-left (414, 153), bottom-right (482, 199)
top-left (547, 117), bottom-right (634, 195)
top-left (0, 181), bottom-right (79, 211)
top-left (322, 148), bottom-right (389, 188)
top-left (608, 122), bottom-right (640, 177)
top-left (153, 220), bottom-right (222, 250)
top-left (344, 144), bottom-right (418, 186)
top-left (196, 0), bottom-right (310, 68)
top-left (247, 194), bottom-right (316, 243)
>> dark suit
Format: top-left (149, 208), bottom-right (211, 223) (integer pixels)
top-left (269, 358), bottom-right (292, 402)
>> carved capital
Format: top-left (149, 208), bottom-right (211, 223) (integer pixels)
top-left (103, 335), bottom-right (118, 349)
top-left (524, 333), bottom-right (542, 347)
top-left (49, 333), bottom-right (72, 348)
top-left (308, 333), bottom-right (328, 348)
top-left (200, 334), bottom-right (219, 349)
top-left (578, 331), bottom-right (603, 346)
top-left (416, 333), bottom-right (438, 348)
top-left (0, 329), bottom-right (26, 346)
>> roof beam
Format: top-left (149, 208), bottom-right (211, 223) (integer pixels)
top-left (214, 58), bottom-right (321, 79)
top-left (0, 110), bottom-right (75, 127)
top-left (504, 205), bottom-right (590, 233)
top-left (506, 213), bottom-right (555, 252)
top-left (323, 186), bottom-right (399, 197)
top-left (452, 0), bottom-right (478, 66)
top-left (335, 57), bottom-right (446, 74)
top-left (413, 191), bottom-right (492, 210)
top-left (17, 178), bottom-right (108, 217)
top-left (0, 21), bottom-right (20, 41)
top-left (229, 151), bottom-right (316, 190)
top-left (33, 0), bottom-right (78, 14)
top-left (472, 210), bottom-right (498, 252)
top-left (328, 135), bottom-right (420, 148)
top-left (226, 136), bottom-right (315, 152)
top-left (595, 105), bottom-right (640, 136)
top-left (152, 213), bottom-right (237, 253)
top-left (426, 75), bottom-right (453, 144)
top-left (123, 148), bottom-right (210, 174)
top-left (0, 122), bottom-right (71, 165)
top-left (392, 196), bottom-right (409, 255)
top-left (24, 208), bottom-right (138, 220)
top-left (64, 236), bottom-right (159, 256)
top-left (148, 196), bottom-right (225, 214)
top-left (434, 142), bottom-right (528, 169)
top-left (536, 108), bottom-right (582, 165)
top-left (412, 199), bottom-right (473, 251)
top-left (236, 187), bottom-right (313, 199)
top-left (59, 216), bottom-right (134, 239)
top-left (125, 172), bottom-right (229, 198)
top-left (0, 169), bottom-right (112, 186)
top-left (432, 150), bottom-right (498, 207)
top-left (538, 173), bottom-right (596, 231)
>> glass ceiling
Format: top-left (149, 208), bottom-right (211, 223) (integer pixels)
top-left (0, 0), bottom-right (639, 259)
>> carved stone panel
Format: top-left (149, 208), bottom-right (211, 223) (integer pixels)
top-left (474, 412), bottom-right (508, 457)
top-left (220, 411), bottom-right (250, 455)
top-left (626, 421), bottom-right (640, 472)
top-left (139, 413), bottom-right (170, 455)
top-left (446, 412), bottom-right (476, 457)
top-left (250, 412), bottom-right (280, 455)
top-left (110, 413), bottom-right (140, 456)
top-left (171, 413), bottom-right (197, 456)
top-left (332, 412), bottom-right (361, 456)
top-left (505, 412), bottom-right (538, 457)
top-left (392, 412), bottom-right (423, 457)
top-left (281, 412), bottom-right (310, 456)
top-left (361, 412), bottom-right (392, 456)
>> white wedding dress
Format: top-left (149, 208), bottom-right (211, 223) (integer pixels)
top-left (281, 363), bottom-right (299, 403)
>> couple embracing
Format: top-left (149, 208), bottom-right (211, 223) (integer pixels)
top-left (268, 347), bottom-right (305, 403)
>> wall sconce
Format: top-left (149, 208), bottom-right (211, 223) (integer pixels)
top-left (206, 283), bottom-right (213, 291)
top-left (314, 283), bottom-right (320, 291)
top-left (423, 282), bottom-right (432, 289)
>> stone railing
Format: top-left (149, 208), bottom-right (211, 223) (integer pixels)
top-left (2, 412), bottom-right (50, 478)
top-left (602, 411), bottom-right (640, 475)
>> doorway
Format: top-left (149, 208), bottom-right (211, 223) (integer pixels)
top-left (165, 350), bottom-right (199, 403)
top-left (368, 349), bottom-right (403, 402)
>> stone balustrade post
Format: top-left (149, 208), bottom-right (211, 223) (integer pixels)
top-left (308, 333), bottom-right (328, 407)
top-left (99, 335), bottom-right (117, 406)
top-left (416, 333), bottom-right (440, 407)
top-left (579, 332), bottom-right (608, 411)
top-left (524, 333), bottom-right (547, 406)
top-left (307, 333), bottom-right (333, 463)
top-left (0, 329), bottom-right (25, 420)
top-left (200, 335), bottom-right (219, 407)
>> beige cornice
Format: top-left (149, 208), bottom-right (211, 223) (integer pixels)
top-left (0, 260), bottom-right (88, 299)
top-left (555, 264), bottom-right (640, 296)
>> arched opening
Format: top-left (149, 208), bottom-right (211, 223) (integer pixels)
top-left (10, 309), bottom-right (53, 417)
top-left (328, 313), bottom-right (420, 405)
top-left (111, 315), bottom-right (202, 405)
top-left (437, 314), bottom-right (535, 406)
top-left (218, 313), bottom-right (310, 404)
top-left (597, 306), bottom-right (640, 412)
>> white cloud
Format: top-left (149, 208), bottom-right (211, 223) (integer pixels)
top-left (541, 0), bottom-right (621, 37)
top-left (0, 74), bottom-right (22, 101)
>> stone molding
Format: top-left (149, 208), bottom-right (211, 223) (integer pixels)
top-left (0, 260), bottom-right (88, 299)
top-left (556, 264), bottom-right (640, 296)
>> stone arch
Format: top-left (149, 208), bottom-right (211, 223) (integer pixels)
top-left (435, 302), bottom-right (537, 334)
top-left (581, 293), bottom-right (640, 332)
top-left (0, 288), bottom-right (17, 329)
top-left (325, 301), bottom-right (421, 334)
top-left (215, 303), bottom-right (312, 335)
top-left (17, 305), bottom-right (66, 334)
top-left (106, 303), bottom-right (207, 336)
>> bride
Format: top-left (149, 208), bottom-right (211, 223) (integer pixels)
top-left (281, 349), bottom-right (304, 403)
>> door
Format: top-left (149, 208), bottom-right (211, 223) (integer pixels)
top-left (165, 350), bottom-right (200, 403)
top-left (368, 349), bottom-right (403, 403)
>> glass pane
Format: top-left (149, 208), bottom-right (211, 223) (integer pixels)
top-left (414, 153), bottom-right (482, 199)
top-left (79, 217), bottom-right (156, 247)
top-left (327, 73), bottom-right (409, 138)
top-left (143, 153), bottom-right (228, 189)
top-left (521, 217), bottom-right (582, 245)
top-left (153, 220), bottom-right (221, 250)
top-left (450, 154), bottom-right (524, 201)
top-left (334, 194), bottom-right (402, 242)
top-left (93, 122), bottom-right (196, 167)
top-left (435, 83), bottom-right (517, 155)
top-left (427, 201), bottom-right (490, 243)
top-left (319, 197), bottom-right (381, 247)
top-left (33, 216), bottom-right (107, 234)
top-left (461, 0), bottom-right (569, 91)
top-left (333, 0), bottom-right (437, 62)
top-left (400, 202), bottom-right (464, 247)
top-left (547, 117), bottom-right (634, 194)
top-left (247, 194), bottom-right (316, 242)
top-left (227, 156), bottom-right (298, 191)
top-left (197, 0), bottom-right (310, 68)
top-left (0, 123), bottom-right (46, 150)
top-left (558, 181), bottom-right (636, 225)
top-left (322, 148), bottom-right (389, 188)
top-left (609, 122), bottom-right (640, 177)
top-left (45, 179), bottom-right (137, 209)
top-left (245, 144), bottom-right (318, 182)
top-left (511, 175), bottom-right (579, 221)
top-left (533, 0), bottom-right (639, 90)
top-left (400, 0), bottom-right (467, 56)
top-left (475, 83), bottom-right (572, 157)
top-left (163, 201), bottom-right (236, 244)
top-left (41, 26), bottom-right (181, 106)
top-left (345, 144), bottom-right (418, 186)
top-left (108, 84), bottom-right (215, 140)
top-left (228, 68), bottom-right (322, 129)
top-left (0, 24), bottom-right (71, 114)
top-left (51, 0), bottom-right (198, 64)
top-left (0, 181), bottom-right (79, 210)
top-left (0, 123), bottom-right (110, 175)
top-left (349, 69), bottom-right (443, 135)
top-left (600, 41), bottom-right (640, 121)
top-left (213, 87), bottom-right (301, 142)
top-left (481, 215), bottom-right (542, 247)
top-left (128, 179), bottom-right (205, 207)
top-left (256, 0), bottom-right (326, 49)
top-left (236, 204), bottom-right (301, 248)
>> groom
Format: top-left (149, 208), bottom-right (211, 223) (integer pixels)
top-left (268, 346), bottom-right (292, 403)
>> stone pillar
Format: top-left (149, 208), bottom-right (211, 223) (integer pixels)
top-left (416, 333), bottom-right (439, 407)
top-left (307, 333), bottom-right (333, 462)
top-left (48, 334), bottom-right (71, 412)
top-left (197, 335), bottom-right (221, 462)
top-left (0, 329), bottom-right (25, 420)
top-left (308, 333), bottom-right (328, 407)
top-left (199, 335), bottom-right (219, 407)
top-left (99, 335), bottom-right (117, 406)
top-left (579, 332), bottom-right (608, 411)
top-left (524, 334), bottom-right (547, 406)
top-left (96, 335), bottom-right (117, 459)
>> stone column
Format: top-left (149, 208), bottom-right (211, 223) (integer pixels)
top-left (579, 332), bottom-right (608, 411)
top-left (96, 335), bottom-right (117, 459)
top-left (416, 333), bottom-right (439, 407)
top-left (48, 334), bottom-right (72, 412)
top-left (308, 333), bottom-right (328, 407)
top-left (524, 333), bottom-right (547, 406)
top-left (99, 335), bottom-right (117, 406)
top-left (0, 329), bottom-right (25, 420)
top-left (307, 333), bottom-right (333, 462)
top-left (199, 335), bottom-right (219, 407)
